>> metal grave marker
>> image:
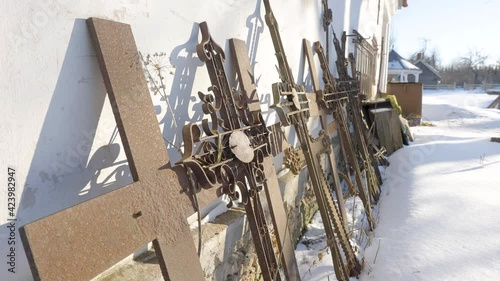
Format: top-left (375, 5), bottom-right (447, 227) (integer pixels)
top-left (179, 21), bottom-right (300, 281)
top-left (310, 39), bottom-right (379, 230)
top-left (19, 18), bottom-right (205, 281)
top-left (263, 1), bottom-right (360, 279)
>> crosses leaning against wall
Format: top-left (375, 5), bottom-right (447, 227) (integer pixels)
top-left (333, 30), bottom-right (381, 203)
top-left (179, 21), bottom-right (300, 281)
top-left (19, 18), bottom-right (208, 281)
top-left (347, 50), bottom-right (383, 194)
top-left (263, 0), bottom-right (360, 279)
top-left (304, 39), bottom-right (381, 279)
top-left (306, 39), bottom-right (376, 231)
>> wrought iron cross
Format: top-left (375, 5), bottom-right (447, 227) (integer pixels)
top-left (179, 22), bottom-right (300, 281)
top-left (347, 51), bottom-right (383, 198)
top-left (311, 39), bottom-right (378, 229)
top-left (333, 30), bottom-right (381, 203)
top-left (19, 18), bottom-right (206, 281)
top-left (263, 1), bottom-right (359, 279)
top-left (304, 39), bottom-right (379, 278)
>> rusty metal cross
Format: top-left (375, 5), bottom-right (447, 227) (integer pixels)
top-left (179, 22), bottom-right (299, 281)
top-left (19, 18), bottom-right (205, 281)
top-left (263, 1), bottom-right (360, 279)
top-left (312, 38), bottom-right (380, 229)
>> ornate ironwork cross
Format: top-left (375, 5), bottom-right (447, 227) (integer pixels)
top-left (179, 22), bottom-right (300, 281)
top-left (348, 50), bottom-right (383, 189)
top-left (333, 30), bottom-right (381, 203)
top-left (305, 40), bottom-right (376, 231)
top-left (19, 18), bottom-right (206, 281)
top-left (303, 39), bottom-right (388, 279)
top-left (263, 1), bottom-right (359, 279)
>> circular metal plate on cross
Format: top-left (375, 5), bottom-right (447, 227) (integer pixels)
top-left (229, 131), bottom-right (254, 163)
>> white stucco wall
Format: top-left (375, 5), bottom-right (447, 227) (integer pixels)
top-left (330, 0), bottom-right (402, 94)
top-left (0, 0), bottom-right (401, 280)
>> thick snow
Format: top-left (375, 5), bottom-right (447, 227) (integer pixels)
top-left (296, 196), bottom-right (370, 281)
top-left (297, 90), bottom-right (500, 280)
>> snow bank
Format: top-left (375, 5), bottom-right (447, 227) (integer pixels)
top-left (298, 90), bottom-right (500, 280)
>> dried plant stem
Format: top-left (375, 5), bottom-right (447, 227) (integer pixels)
top-left (373, 238), bottom-right (381, 264)
top-left (139, 52), bottom-right (181, 153)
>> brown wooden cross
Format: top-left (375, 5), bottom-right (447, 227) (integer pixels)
top-left (19, 18), bottom-right (206, 281)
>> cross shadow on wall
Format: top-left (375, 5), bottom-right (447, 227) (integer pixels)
top-left (17, 18), bottom-right (135, 223)
top-left (1, 19), bottom-right (132, 281)
top-left (245, 0), bottom-right (264, 79)
top-left (161, 23), bottom-right (204, 164)
top-left (245, 0), bottom-right (277, 135)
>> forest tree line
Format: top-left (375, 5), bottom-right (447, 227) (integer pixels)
top-left (407, 45), bottom-right (500, 86)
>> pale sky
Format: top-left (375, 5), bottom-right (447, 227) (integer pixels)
top-left (391, 0), bottom-right (500, 66)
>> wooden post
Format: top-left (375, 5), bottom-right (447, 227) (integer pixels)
top-left (371, 108), bottom-right (403, 155)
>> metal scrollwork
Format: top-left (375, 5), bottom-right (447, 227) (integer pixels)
top-left (180, 22), bottom-right (271, 203)
top-left (179, 22), bottom-right (300, 281)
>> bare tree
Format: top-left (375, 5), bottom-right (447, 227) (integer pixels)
top-left (459, 49), bottom-right (488, 84)
top-left (427, 48), bottom-right (441, 69)
top-left (407, 39), bottom-right (440, 69)
top-left (409, 38), bottom-right (429, 62)
top-left (442, 55), bottom-right (500, 85)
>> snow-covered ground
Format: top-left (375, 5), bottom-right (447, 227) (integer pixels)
top-left (297, 90), bottom-right (500, 280)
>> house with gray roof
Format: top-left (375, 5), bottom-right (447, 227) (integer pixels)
top-left (414, 59), bottom-right (442, 86)
top-left (388, 49), bottom-right (422, 82)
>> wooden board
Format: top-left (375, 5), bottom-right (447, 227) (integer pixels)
top-left (371, 108), bottom-right (403, 155)
top-left (488, 96), bottom-right (500, 109)
top-left (386, 83), bottom-right (423, 117)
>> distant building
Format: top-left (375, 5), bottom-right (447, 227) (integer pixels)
top-left (387, 50), bottom-right (422, 83)
top-left (414, 56), bottom-right (442, 86)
